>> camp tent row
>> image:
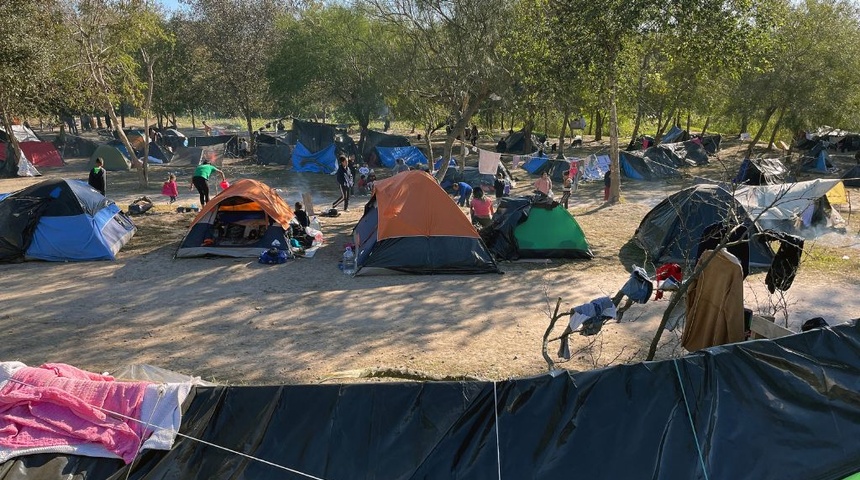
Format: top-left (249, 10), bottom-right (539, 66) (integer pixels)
top-left (4, 323), bottom-right (860, 479)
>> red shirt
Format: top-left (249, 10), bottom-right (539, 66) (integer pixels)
top-left (471, 198), bottom-right (493, 217)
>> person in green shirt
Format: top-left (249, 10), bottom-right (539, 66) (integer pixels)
top-left (190, 158), bottom-right (225, 206)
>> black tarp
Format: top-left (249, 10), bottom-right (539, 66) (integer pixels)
top-left (167, 147), bottom-right (204, 167)
top-left (292, 119), bottom-right (335, 153)
top-left (699, 134), bottom-right (721, 154)
top-left (500, 130), bottom-right (537, 154)
top-left (644, 141), bottom-right (709, 167)
top-left (6, 323), bottom-right (860, 478)
top-left (842, 165), bottom-right (860, 187)
top-left (619, 151), bottom-right (681, 180)
top-left (360, 130), bottom-right (409, 164)
top-left (334, 132), bottom-right (358, 159)
top-left (54, 135), bottom-right (99, 159)
top-left (635, 184), bottom-right (774, 267)
top-left (255, 144), bottom-right (292, 166)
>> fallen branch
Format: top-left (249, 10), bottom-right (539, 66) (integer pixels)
top-left (541, 297), bottom-right (564, 372)
top-left (319, 367), bottom-right (487, 383)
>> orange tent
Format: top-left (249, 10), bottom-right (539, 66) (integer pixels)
top-left (352, 170), bottom-right (498, 274)
top-left (176, 179), bottom-right (295, 258)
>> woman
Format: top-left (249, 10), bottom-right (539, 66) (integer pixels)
top-left (470, 188), bottom-right (494, 227)
top-left (332, 156), bottom-right (353, 212)
top-left (190, 157), bottom-right (225, 206)
top-left (534, 172), bottom-right (552, 196)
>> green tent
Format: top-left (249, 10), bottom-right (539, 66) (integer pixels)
top-left (89, 144), bottom-right (131, 171)
top-left (481, 196), bottom-right (593, 259)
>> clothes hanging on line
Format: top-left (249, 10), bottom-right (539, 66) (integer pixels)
top-left (478, 149), bottom-right (501, 175)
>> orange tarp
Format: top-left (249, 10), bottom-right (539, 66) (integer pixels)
top-left (192, 179), bottom-right (294, 226)
top-left (374, 170), bottom-right (479, 240)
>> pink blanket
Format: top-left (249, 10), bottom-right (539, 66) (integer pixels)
top-left (0, 363), bottom-right (150, 463)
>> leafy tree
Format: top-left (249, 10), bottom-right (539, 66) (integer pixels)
top-left (0, 0), bottom-right (61, 176)
top-left (269, 5), bottom-right (394, 150)
top-left (182, 0), bottom-right (290, 147)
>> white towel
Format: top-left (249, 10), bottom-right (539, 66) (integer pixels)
top-left (478, 149), bottom-right (501, 175)
top-left (511, 155), bottom-right (523, 170)
top-left (140, 382), bottom-right (193, 450)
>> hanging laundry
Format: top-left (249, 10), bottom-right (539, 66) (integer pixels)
top-left (654, 263), bottom-right (683, 300)
top-left (558, 297), bottom-right (617, 359)
top-left (764, 231), bottom-right (804, 293)
top-left (696, 222), bottom-right (751, 278)
top-left (478, 149), bottom-right (502, 175)
top-left (682, 249), bottom-right (745, 351)
top-left (620, 266), bottom-right (653, 304)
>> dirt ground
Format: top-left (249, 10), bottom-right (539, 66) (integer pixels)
top-left (1, 129), bottom-right (859, 385)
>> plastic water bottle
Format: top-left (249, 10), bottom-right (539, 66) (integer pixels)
top-left (342, 247), bottom-right (356, 276)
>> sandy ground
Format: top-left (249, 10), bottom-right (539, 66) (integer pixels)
top-left (1, 133), bottom-right (859, 384)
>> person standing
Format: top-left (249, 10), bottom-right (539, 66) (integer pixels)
top-left (560, 170), bottom-right (572, 209)
top-left (332, 156), bottom-right (353, 211)
top-left (392, 158), bottom-right (409, 175)
top-left (493, 172), bottom-right (506, 203)
top-left (348, 157), bottom-right (359, 195)
top-left (202, 121), bottom-right (212, 136)
top-left (470, 124), bottom-right (479, 146)
top-left (161, 173), bottom-right (179, 204)
top-left (534, 172), bottom-right (552, 196)
top-left (190, 158), bottom-right (225, 206)
top-left (604, 168), bottom-right (612, 202)
top-left (88, 157), bottom-right (106, 195)
top-left (294, 202), bottom-right (310, 229)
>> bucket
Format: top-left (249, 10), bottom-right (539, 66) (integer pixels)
top-left (219, 180), bottom-right (230, 190)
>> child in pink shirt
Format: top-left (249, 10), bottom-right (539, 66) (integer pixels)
top-left (161, 173), bottom-right (179, 204)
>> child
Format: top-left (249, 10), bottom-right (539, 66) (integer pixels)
top-left (366, 172), bottom-right (377, 193)
top-left (162, 173), bottom-right (179, 204)
top-left (470, 188), bottom-right (494, 227)
top-left (294, 201), bottom-right (310, 229)
top-left (357, 174), bottom-right (368, 195)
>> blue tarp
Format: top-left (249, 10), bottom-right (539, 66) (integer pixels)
top-left (520, 155), bottom-right (548, 174)
top-left (661, 125), bottom-right (684, 143)
top-left (292, 141), bottom-right (337, 174)
top-left (434, 157), bottom-right (458, 170)
top-left (376, 146), bottom-right (428, 168)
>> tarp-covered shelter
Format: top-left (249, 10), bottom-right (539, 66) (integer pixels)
top-left (176, 179), bottom-right (294, 258)
top-left (442, 165), bottom-right (511, 192)
top-left (166, 146), bottom-right (204, 167)
top-left (635, 184), bottom-right (774, 266)
top-left (0, 124), bottom-right (40, 143)
top-left (581, 154), bottom-right (611, 181)
top-left (699, 134), bottom-right (722, 154)
top-left (291, 120), bottom-right (337, 173)
top-left (521, 156), bottom-right (571, 182)
top-left (376, 146), bottom-right (428, 168)
top-left (660, 125), bottom-right (689, 144)
top-left (481, 196), bottom-right (593, 260)
top-left (361, 130), bottom-right (410, 165)
top-left (734, 157), bottom-right (787, 185)
top-left (842, 165), bottom-right (860, 187)
top-left (8, 323), bottom-right (860, 479)
top-left (644, 141), bottom-right (709, 167)
top-left (55, 134), bottom-right (99, 158)
top-left (256, 144), bottom-right (292, 166)
top-left (334, 132), bottom-right (358, 159)
top-left (352, 170), bottom-right (499, 274)
top-left (89, 144), bottom-right (131, 171)
top-left (501, 130), bottom-right (537, 154)
top-left (619, 151), bottom-right (681, 180)
top-left (0, 178), bottom-right (135, 262)
top-left (733, 179), bottom-right (846, 234)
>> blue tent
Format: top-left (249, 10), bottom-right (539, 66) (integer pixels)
top-left (0, 179), bottom-right (136, 262)
top-left (434, 157), bottom-right (458, 170)
top-left (291, 142), bottom-right (337, 173)
top-left (619, 151), bottom-right (681, 180)
top-left (376, 146), bottom-right (428, 168)
top-left (801, 144), bottom-right (833, 173)
top-left (520, 155), bottom-right (549, 174)
top-left (660, 125), bottom-right (685, 143)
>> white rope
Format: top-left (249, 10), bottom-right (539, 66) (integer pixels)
top-left (493, 381), bottom-right (502, 480)
top-left (7, 378), bottom-right (326, 480)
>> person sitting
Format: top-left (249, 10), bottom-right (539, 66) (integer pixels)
top-left (392, 158), bottom-right (409, 174)
top-left (366, 172), bottom-right (377, 193)
top-left (357, 175), bottom-right (368, 195)
top-left (534, 172), bottom-right (552, 196)
top-left (294, 202), bottom-right (310, 229)
top-left (470, 188), bottom-right (494, 227)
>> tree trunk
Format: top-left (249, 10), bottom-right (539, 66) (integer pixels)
top-left (191, 109), bottom-right (196, 131)
top-left (627, 108), bottom-right (643, 150)
top-left (608, 79), bottom-right (621, 204)
top-left (435, 92), bottom-right (489, 181)
top-left (522, 114), bottom-right (536, 154)
top-left (543, 106), bottom-right (548, 137)
top-left (594, 111), bottom-right (603, 142)
top-left (1, 109), bottom-right (21, 177)
top-left (627, 54), bottom-right (649, 150)
top-left (587, 111), bottom-right (594, 136)
top-left (120, 102), bottom-right (125, 129)
top-left (558, 110), bottom-right (570, 156)
top-left (424, 125), bottom-right (434, 170)
top-left (140, 53), bottom-right (155, 188)
top-left (766, 106), bottom-right (786, 152)
top-left (740, 115), bottom-right (749, 135)
top-left (655, 106), bottom-right (675, 141)
top-left (686, 111), bottom-right (692, 134)
top-left (459, 138), bottom-right (467, 172)
top-left (744, 105), bottom-right (777, 158)
top-left (701, 116), bottom-right (711, 136)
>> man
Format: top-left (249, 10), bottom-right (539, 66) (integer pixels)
top-left (238, 137), bottom-right (249, 157)
top-left (451, 182), bottom-right (473, 207)
top-left (392, 158), bottom-right (409, 175)
top-left (191, 157), bottom-right (226, 206)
